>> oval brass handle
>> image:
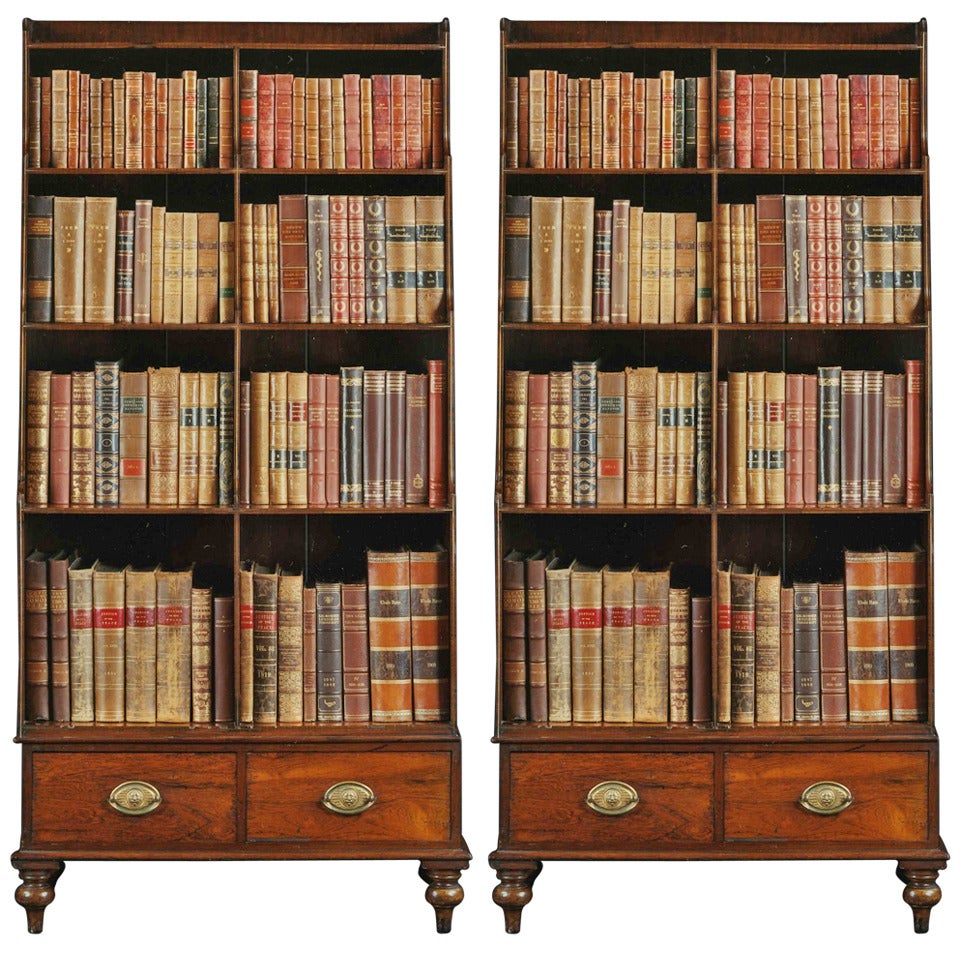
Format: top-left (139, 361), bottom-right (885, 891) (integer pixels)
top-left (321, 781), bottom-right (376, 816)
top-left (799, 781), bottom-right (854, 815)
top-left (108, 780), bottom-right (162, 816)
top-left (585, 780), bottom-right (639, 816)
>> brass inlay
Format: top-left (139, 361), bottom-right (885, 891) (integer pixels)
top-left (322, 781), bottom-right (376, 815)
top-left (799, 780), bottom-right (854, 815)
top-left (108, 780), bottom-right (162, 816)
top-left (585, 780), bottom-right (639, 816)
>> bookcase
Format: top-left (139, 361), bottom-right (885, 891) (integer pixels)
top-left (14, 18), bottom-right (468, 934)
top-left (491, 19), bottom-right (946, 933)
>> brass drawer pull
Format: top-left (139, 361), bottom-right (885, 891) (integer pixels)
top-left (322, 781), bottom-right (376, 815)
top-left (108, 780), bottom-right (162, 816)
top-left (585, 780), bottom-right (639, 816)
top-left (799, 780), bottom-right (854, 815)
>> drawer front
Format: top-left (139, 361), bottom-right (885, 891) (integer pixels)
top-left (246, 750), bottom-right (452, 843)
top-left (724, 750), bottom-right (930, 843)
top-left (31, 751), bottom-right (237, 846)
top-left (507, 751), bottom-right (714, 848)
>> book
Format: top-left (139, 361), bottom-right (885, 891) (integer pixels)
top-left (887, 548), bottom-right (928, 721)
top-left (125, 565), bottom-right (158, 723)
top-left (602, 566), bottom-right (634, 722)
top-left (545, 557), bottom-right (573, 722)
top-left (24, 550), bottom-right (51, 721)
top-left (570, 561), bottom-right (602, 722)
top-left (501, 549), bottom-right (527, 722)
top-left (342, 582), bottom-right (371, 723)
top-left (844, 550), bottom-right (890, 721)
top-left (368, 550), bottom-right (413, 722)
top-left (633, 568), bottom-right (670, 723)
top-left (794, 582), bottom-right (822, 722)
top-left (730, 566), bottom-right (756, 723)
top-left (93, 562), bottom-right (126, 723)
top-left (156, 566), bottom-right (193, 723)
top-left (191, 585), bottom-right (213, 723)
top-left (252, 563), bottom-right (279, 724)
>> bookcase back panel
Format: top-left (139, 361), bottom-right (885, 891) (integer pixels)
top-left (717, 175), bottom-right (923, 207)
top-left (237, 175), bottom-right (447, 204)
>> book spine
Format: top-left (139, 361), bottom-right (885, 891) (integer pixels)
top-left (277, 194), bottom-right (308, 323)
top-left (195, 371), bottom-right (218, 504)
top-left (347, 195), bottom-right (366, 323)
top-left (238, 564), bottom-right (254, 723)
top-left (745, 371), bottom-right (765, 506)
top-left (502, 552), bottom-right (527, 721)
top-left (524, 373), bottom-right (548, 507)
top-left (268, 372), bottom-right (288, 505)
top-left (389, 75), bottom-right (405, 169)
top-left (610, 199), bottom-right (630, 324)
top-left (602, 568), bottom-right (634, 723)
top-left (785, 373), bottom-right (804, 507)
top-left (256, 74), bottom-right (275, 168)
top-left (883, 373), bottom-right (906, 504)
top-left (674, 371), bottom-right (696, 506)
top-left (162, 210), bottom-right (184, 323)
top-left (640, 209), bottom-right (660, 324)
top-left (596, 371), bottom-right (625, 505)
top-left (218, 372), bottom-right (235, 506)
top-left (205, 76), bottom-right (219, 169)
top-left (167, 77), bottom-right (183, 168)
top-left (806, 195), bottom-right (826, 323)
top-left (769, 76), bottom-right (783, 168)
top-left (862, 195), bottom-right (894, 323)
top-left (384, 195), bottom-right (417, 323)
top-left (180, 212), bottom-right (198, 324)
top-left (94, 360), bottom-right (120, 506)
top-left (668, 586), bottom-right (691, 723)
top-left (132, 198), bottom-right (153, 323)
top-left (24, 553), bottom-right (50, 721)
top-left (675, 212), bottom-right (698, 324)
top-left (300, 586), bottom-right (317, 723)
top-left (307, 374), bottom-right (326, 506)
top-left (213, 596), bottom-right (235, 723)
top-left (305, 194), bottom-right (331, 323)
top-left (252, 566), bottom-right (279, 724)
top-left (368, 551), bottom-right (413, 722)
top-left (861, 369), bottom-right (883, 506)
top-left (825, 196), bottom-right (843, 323)
top-left (763, 371), bottom-right (785, 506)
top-left (342, 582), bottom-right (371, 722)
top-left (634, 569), bottom-right (669, 723)
top-left (570, 566), bottom-right (602, 722)
top-left (816, 365), bottom-right (841, 504)
top-left (277, 572), bottom-right (304, 723)
top-left (572, 360), bottom-right (598, 507)
top-left (716, 69), bottom-right (735, 168)
top-left (84, 196), bottom-right (117, 323)
top-left (275, 74), bottom-right (294, 169)
top-left (427, 359), bottom-right (447, 507)
top-left (752, 73), bottom-right (770, 168)
top-left (601, 71), bottom-right (620, 169)
top-left (67, 562), bottom-right (94, 721)
top-left (560, 197), bottom-right (594, 323)
top-left (659, 212), bottom-right (676, 323)
top-left (730, 569), bottom-right (756, 723)
top-left (383, 370), bottom-right (405, 506)
top-left (547, 371), bottom-right (572, 506)
top-left (545, 562), bottom-right (572, 722)
top-left (411, 560), bottom-right (448, 709)
top-left (756, 194), bottom-right (786, 322)
top-left (842, 195), bottom-right (865, 322)
top-left (794, 583), bottom-right (821, 721)
top-left (93, 566), bottom-right (125, 722)
top-left (250, 371), bottom-right (271, 506)
top-left (691, 595), bottom-right (711, 723)
top-left (802, 373), bottom-right (818, 506)
top-left (660, 70), bottom-right (675, 168)
top-left (404, 74), bottom-right (422, 169)
top-left (796, 77), bottom-right (810, 168)
top-left (840, 369), bottom-right (864, 506)
top-left (780, 586), bottom-right (795, 722)
top-left (716, 204), bottom-right (731, 323)
top-left (717, 380), bottom-right (728, 507)
top-left (905, 359), bottom-right (924, 507)
top-left (716, 566), bottom-right (731, 723)
top-left (70, 371), bottom-right (94, 506)
top-left (893, 195), bottom-right (923, 324)
top-left (822, 73), bottom-right (840, 168)
top-left (887, 549), bottom-right (927, 721)
top-left (178, 372), bottom-right (200, 506)
top-left (819, 582), bottom-right (848, 722)
top-left (845, 550), bottom-right (890, 721)
top-left (727, 372), bottom-right (747, 505)
top-left (504, 195), bottom-right (532, 323)
top-left (784, 195), bottom-right (808, 322)
top-left (362, 369), bottom-right (386, 506)
top-left (47, 553), bottom-right (71, 722)
top-left (150, 205), bottom-right (166, 322)
top-left (191, 586), bottom-right (213, 723)
top-left (695, 371), bottom-right (712, 507)
top-left (592, 209), bottom-right (612, 323)
top-left (325, 374), bottom-right (340, 506)
top-left (364, 195), bottom-right (387, 323)
top-left (754, 574), bottom-right (781, 724)
top-left (119, 370), bottom-right (148, 505)
top-left (522, 553), bottom-right (548, 723)
top-left (530, 196), bottom-right (562, 323)
top-left (286, 371), bottom-right (307, 508)
top-left (47, 374), bottom-right (70, 508)
top-left (26, 195), bottom-right (54, 323)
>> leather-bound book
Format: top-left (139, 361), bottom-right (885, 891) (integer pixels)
top-left (716, 69), bottom-right (735, 168)
top-left (560, 196), bottom-right (594, 323)
top-left (384, 370), bottom-right (406, 506)
top-left (893, 195), bottom-right (922, 323)
top-left (182, 70), bottom-right (198, 168)
top-left (660, 70), bottom-right (676, 168)
top-left (504, 195), bottom-right (532, 322)
top-left (213, 596), bottom-right (234, 723)
top-left (883, 372), bottom-right (906, 505)
top-left (756, 194), bottom-right (786, 321)
top-left (250, 371), bottom-right (272, 506)
top-left (625, 366), bottom-right (657, 506)
top-left (410, 549), bottom-right (450, 722)
top-left (256, 73), bottom-right (275, 168)
top-left (286, 371), bottom-right (307, 508)
top-left (94, 360), bottom-right (120, 506)
top-left (342, 582), bottom-right (371, 723)
top-left (178, 371), bottom-right (200, 505)
top-left (329, 195), bottom-right (349, 323)
top-left (838, 77), bottom-right (852, 168)
top-left (825, 196), bottom-right (843, 323)
top-left (162, 211), bottom-right (184, 323)
top-left (601, 71), bottom-right (620, 169)
top-left (819, 582), bottom-right (848, 722)
top-left (150, 205), bottom-right (166, 322)
top-left (501, 549), bottom-right (528, 722)
top-left (24, 550), bottom-right (51, 721)
top-left (119, 370), bottom-right (148, 505)
top-left (683, 77), bottom-right (697, 168)
top-left (318, 77), bottom-right (334, 168)
top-left (50, 69), bottom-right (68, 167)
top-left (717, 380), bottom-right (728, 507)
top-left (43, 550), bottom-right (70, 721)
top-left (427, 359), bottom-right (447, 507)
top-left (93, 562), bottom-right (126, 722)
top-left (101, 76), bottom-right (115, 168)
top-left (794, 582), bottom-right (821, 721)
top-left (908, 78), bottom-right (921, 166)
top-left (196, 212), bottom-right (219, 324)
top-left (840, 369), bottom-right (864, 506)
top-left (47, 374), bottom-right (70, 507)
top-left (524, 374), bottom-right (548, 507)
top-left (26, 195), bottom-right (54, 323)
top-left (191, 585), bottom-right (213, 723)
top-left (882, 74), bottom-right (900, 167)
top-left (115, 208), bottom-right (134, 323)
top-left (404, 372), bottom-right (427, 505)
top-left (156, 566), bottom-right (193, 723)
top-left (591, 78), bottom-right (603, 166)
top-left (113, 76), bottom-right (127, 167)
top-left (785, 374), bottom-right (804, 507)
top-left (784, 195), bottom-right (808, 322)
top-left (668, 586), bottom-right (691, 723)
top-left (808, 78), bottom-right (823, 168)
top-left (385, 195), bottom-right (417, 323)
top-left (205, 76), bottom-right (218, 169)
top-left (70, 370), bottom-right (94, 506)
top-left (238, 561), bottom-right (254, 723)
top-left (239, 379), bottom-right (251, 506)
top-left (275, 74), bottom-right (294, 169)
top-left (89, 79), bottom-right (100, 168)
top-left (347, 195), bottom-right (365, 324)
top-left (67, 557), bottom-right (95, 722)
top-left (27, 76), bottom-right (40, 168)
top-left (696, 77), bottom-right (710, 169)
top-left (633, 568), bottom-right (670, 723)
top-left (796, 77), bottom-right (811, 168)
top-left (570, 561), bottom-right (602, 722)
top-left (368, 550), bottom-right (413, 722)
top-left (325, 374), bottom-right (340, 506)
top-left (675, 212), bottom-right (697, 324)
top-left (153, 78), bottom-right (166, 168)
top-left (610, 199), bottom-right (630, 324)
top-left (905, 359), bottom-right (924, 507)
top-left (821, 73), bottom-right (840, 168)
top-left (817, 365), bottom-right (841, 504)
top-left (364, 195), bottom-right (387, 323)
top-left (217, 372), bottom-right (234, 506)
top-left (181, 213), bottom-right (198, 324)
top-left (845, 550), bottom-right (890, 721)
top-left (592, 209), bottom-right (612, 323)
top-left (572, 360), bottom-right (598, 507)
top-left (545, 557), bottom-right (572, 722)
top-left (691, 596), bottom-right (711, 723)
top-left (640, 210), bottom-right (661, 324)
top-left (362, 369), bottom-right (386, 506)
top-left (734, 73), bottom-right (752, 168)
top-left (415, 195), bottom-right (445, 323)
top-left (126, 72), bottom-right (145, 167)
top-left (388, 75), bottom-right (405, 169)
top-left (730, 566), bottom-right (757, 724)
top-left (596, 371), bottom-right (625, 504)
top-left (338, 74), bottom-right (359, 168)
top-left (505, 77), bottom-right (519, 168)
top-left (268, 371), bottom-right (289, 505)
top-left (658, 212), bottom-right (676, 323)
top-left (745, 370), bottom-right (765, 506)
top-left (371, 74), bottom-right (391, 169)
top-left (301, 586), bottom-right (317, 722)
top-left (251, 563), bottom-right (279, 724)
top-left (602, 566), bottom-right (635, 723)
top-left (566, 77), bottom-right (579, 168)
top-left (763, 371), bottom-right (785, 506)
top-left (267, 205), bottom-right (280, 322)
top-left (547, 370), bottom-right (572, 506)
top-left (729, 205), bottom-right (745, 324)
top-left (802, 373), bottom-right (818, 505)
top-left (744, 205), bottom-right (757, 322)
top-left (655, 371), bottom-right (678, 506)
top-left (888, 548), bottom-right (927, 721)
top-left (629, 205), bottom-right (645, 323)
top-left (755, 572), bottom-right (781, 723)
top-left (861, 369), bottom-right (883, 506)
top-left (277, 571), bottom-right (304, 723)
top-left (83, 196), bottom-right (117, 322)
top-left (306, 195), bottom-right (331, 323)
top-left (133, 199), bottom-right (152, 323)
top-left (727, 371), bottom-right (747, 505)
top-left (530, 196), bottom-right (562, 322)
top-left (528, 69), bottom-right (546, 168)
top-left (862, 194), bottom-right (894, 323)
top-left (716, 204), bottom-right (731, 323)
top-left (780, 586), bottom-right (795, 722)
top-left (675, 372), bottom-right (696, 506)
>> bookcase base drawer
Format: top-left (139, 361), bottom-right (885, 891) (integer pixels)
top-left (506, 750), bottom-right (714, 849)
top-left (246, 750), bottom-right (452, 843)
top-left (30, 751), bottom-right (238, 846)
top-left (723, 750), bottom-right (930, 843)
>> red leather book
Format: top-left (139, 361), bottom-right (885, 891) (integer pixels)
top-left (862, 369), bottom-right (883, 506)
top-left (785, 373), bottom-right (804, 507)
top-left (115, 211), bottom-right (134, 315)
top-left (368, 551), bottom-right (412, 722)
top-left (825, 195), bottom-right (844, 323)
top-left (887, 548), bottom-right (927, 721)
top-left (840, 369), bottom-right (864, 506)
top-left (883, 74), bottom-right (900, 168)
top-left (806, 196), bottom-right (826, 323)
top-left (278, 194), bottom-right (308, 322)
top-left (213, 595), bottom-right (234, 723)
top-left (502, 549), bottom-right (527, 722)
top-left (405, 373), bottom-right (428, 504)
top-left (301, 586), bottom-right (317, 723)
top-left (48, 373), bottom-right (71, 507)
top-left (517, 75), bottom-right (529, 168)
top-left (256, 73), bottom-right (275, 169)
top-left (752, 73), bottom-right (771, 168)
top-left (717, 69), bottom-right (735, 168)
top-left (904, 359), bottom-right (924, 507)
top-left (821, 73), bottom-right (840, 168)
top-left (691, 595), bottom-right (711, 724)
top-left (347, 195), bottom-right (366, 324)
top-left (845, 550), bottom-right (890, 721)
top-left (404, 74), bottom-right (422, 169)
top-left (600, 71), bottom-right (619, 169)
top-left (372, 74), bottom-right (391, 168)
top-left (734, 73), bottom-right (752, 168)
top-left (427, 359), bottom-right (447, 507)
top-left (802, 373), bottom-right (817, 505)
top-left (41, 76), bottom-right (52, 167)
top-left (362, 369), bottom-right (386, 506)
top-left (238, 562), bottom-right (254, 723)
top-left (819, 582), bottom-right (848, 722)
top-left (342, 582), bottom-right (371, 723)
top-left (850, 74), bottom-right (868, 168)
top-left (883, 373), bottom-right (906, 505)
top-left (592, 209), bottom-right (612, 322)
top-left (329, 195), bottom-right (349, 323)
top-left (390, 74), bottom-right (406, 169)
top-left (24, 550), bottom-right (50, 721)
top-left (867, 74), bottom-right (884, 169)
top-left (756, 194), bottom-right (786, 322)
top-left (525, 374), bottom-right (548, 507)
top-left (65, 69), bottom-right (79, 167)
top-left (307, 373), bottom-right (326, 506)
top-left (780, 586), bottom-right (795, 722)
top-left (342, 74), bottom-right (362, 169)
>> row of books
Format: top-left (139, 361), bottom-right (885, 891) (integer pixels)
top-left (26, 196), bottom-right (235, 324)
top-left (717, 70), bottom-right (921, 170)
top-left (238, 71), bottom-right (443, 170)
top-left (718, 363), bottom-right (925, 509)
top-left (26, 366), bottom-right (235, 509)
top-left (504, 196), bottom-right (712, 325)
top-left (23, 547), bottom-right (450, 726)
top-left (720, 194), bottom-right (922, 325)
top-left (503, 365), bottom-right (711, 508)
top-left (505, 69), bottom-right (710, 170)
top-left (238, 363), bottom-right (447, 508)
top-left (27, 70), bottom-right (233, 170)
top-left (238, 195), bottom-right (445, 325)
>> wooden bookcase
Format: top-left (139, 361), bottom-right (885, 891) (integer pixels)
top-left (14, 19), bottom-right (468, 934)
top-left (491, 19), bottom-right (946, 933)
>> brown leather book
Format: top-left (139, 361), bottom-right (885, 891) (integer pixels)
top-left (268, 371), bottom-right (288, 505)
top-left (256, 73), bottom-right (275, 168)
top-left (780, 586), bottom-right (795, 722)
top-left (410, 549), bottom-right (449, 722)
top-left (368, 550), bottom-right (413, 722)
top-left (67, 557), bottom-right (95, 722)
top-left (46, 373), bottom-right (70, 508)
top-left (802, 373), bottom-right (818, 505)
top-left (601, 71), bottom-right (619, 169)
top-left (715, 563), bottom-right (732, 723)
top-left (361, 369), bottom-right (386, 506)
top-left (674, 212), bottom-right (697, 324)
top-left (674, 371), bottom-right (696, 506)
top-left (730, 204), bottom-right (746, 324)
top-left (633, 568), bottom-right (670, 723)
top-left (427, 359), bottom-right (447, 507)
top-left (644, 77), bottom-right (660, 168)
top-left (325, 374), bottom-right (340, 506)
top-left (883, 372), bottom-right (906, 505)
top-left (371, 74), bottom-right (390, 168)
top-left (668, 586), bottom-right (690, 723)
top-left (191, 585), bottom-right (213, 723)
top-left (730, 566), bottom-right (756, 724)
top-left (148, 366), bottom-right (179, 505)
top-left (92, 562), bottom-right (127, 722)
top-left (156, 566), bottom-right (193, 723)
top-left (840, 369), bottom-right (864, 506)
top-left (363, 195), bottom-right (386, 322)
top-left (592, 209), bottom-right (611, 322)
top-left (817, 365), bottom-right (841, 504)
top-left (530, 196), bottom-right (562, 322)
top-left (307, 374), bottom-right (326, 507)
top-left (385, 195), bottom-right (416, 323)
top-left (415, 195), bottom-right (445, 323)
top-left (113, 76), bottom-right (127, 167)
top-left (285, 371), bottom-right (307, 507)
top-left (545, 557), bottom-right (572, 722)
top-left (602, 566), bottom-right (635, 722)
top-left (845, 550), bottom-right (890, 721)
top-left (347, 195), bottom-right (365, 323)
top-left (404, 372), bottom-right (427, 505)
top-left (388, 75), bottom-right (405, 168)
top-left (528, 69), bottom-right (546, 167)
top-left (696, 219), bottom-right (713, 323)
top-left (764, 371), bottom-right (785, 506)
top-left (908, 78), bottom-right (921, 166)
top-left (862, 194), bottom-right (894, 323)
top-left (904, 359), bottom-right (924, 507)
top-left (342, 582), bottom-right (371, 723)
top-left (46, 551), bottom-right (72, 722)
top-left (219, 220), bottom-right (235, 323)
top-left (53, 197), bottom-right (84, 322)
top-left (658, 212), bottom-right (676, 323)
top-left (716, 204), bottom-right (732, 323)
top-left (70, 370), bottom-right (94, 506)
top-left (133, 199), bottom-right (153, 322)
top-left (213, 596), bottom-right (234, 724)
top-left (825, 196), bottom-right (843, 322)
top-left (251, 563), bottom-right (279, 724)
top-left (756, 194), bottom-right (786, 321)
top-left (150, 204), bottom-right (166, 322)
top-left (560, 196), bottom-right (594, 323)
top-left (570, 561), bottom-right (602, 722)
top-left (752, 73), bottom-right (771, 168)
top-left (181, 213), bottom-right (198, 323)
top-left (819, 582), bottom-right (848, 722)
top-left (882, 73), bottom-right (900, 168)
top-left (178, 371), bottom-right (200, 505)
top-left (115, 208), bottom-right (134, 323)
top-left (381, 370), bottom-right (405, 506)
top-left (275, 73), bottom-right (294, 168)
top-left (862, 369), bottom-right (884, 506)
top-left (887, 548), bottom-right (927, 721)
top-left (746, 371), bottom-right (765, 505)
top-left (716, 69), bottom-right (735, 168)
top-left (785, 374), bottom-right (803, 507)
top-left (690, 596), bottom-right (711, 723)
top-left (267, 204), bottom-right (280, 322)
top-left (118, 371), bottom-right (147, 505)
top-left (610, 199), bottom-right (630, 323)
top-left (727, 372), bottom-right (747, 505)
top-left (755, 572), bottom-right (781, 723)
top-left (524, 373), bottom-right (549, 507)
top-left (503, 369), bottom-right (529, 505)
top-left (501, 549), bottom-right (528, 722)
top-left (277, 571), bottom-right (304, 723)
top-left (620, 72), bottom-right (635, 168)
top-left (770, 76), bottom-right (783, 168)
top-left (655, 371), bottom-right (677, 506)
top-left (239, 380), bottom-right (251, 506)
top-left (318, 76), bottom-right (334, 168)
top-left (196, 372), bottom-right (219, 506)
top-left (547, 371), bottom-right (572, 506)
top-left (238, 561), bottom-right (254, 723)
top-left (83, 196), bottom-right (117, 323)
top-left (162, 210), bottom-right (184, 323)
top-left (744, 205), bottom-right (757, 322)
top-left (196, 212), bottom-right (220, 324)
top-left (796, 77), bottom-right (811, 168)
top-left (822, 73), bottom-right (839, 168)
top-left (141, 72), bottom-right (156, 169)
top-left (154, 77), bottom-right (167, 168)
top-left (24, 550), bottom-right (51, 721)
top-left (717, 381), bottom-right (728, 507)
top-left (625, 366), bottom-right (657, 506)
top-left (50, 69), bottom-right (68, 167)
top-left (734, 73), bottom-right (752, 168)
top-left (301, 585), bottom-right (317, 722)
top-left (596, 371), bottom-right (625, 504)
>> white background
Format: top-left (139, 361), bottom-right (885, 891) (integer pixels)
top-left (1, 2), bottom-right (957, 957)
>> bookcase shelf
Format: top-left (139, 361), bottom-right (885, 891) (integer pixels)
top-left (491, 18), bottom-right (945, 935)
top-left (14, 18), bottom-right (468, 936)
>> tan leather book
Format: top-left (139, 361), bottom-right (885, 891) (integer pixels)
top-left (119, 370), bottom-right (148, 505)
top-left (249, 372), bottom-right (270, 505)
top-left (838, 77), bottom-right (851, 169)
top-left (620, 72), bottom-right (634, 169)
top-left (525, 374), bottom-right (548, 507)
top-left (384, 195), bottom-right (417, 323)
top-left (675, 212), bottom-right (698, 324)
top-left (764, 371), bottom-right (786, 506)
top-left (268, 371), bottom-right (288, 505)
top-left (70, 370), bottom-right (95, 505)
top-left (809, 77), bottom-right (823, 168)
top-left (81, 196), bottom-right (116, 323)
top-left (252, 203), bottom-right (269, 323)
top-left (675, 372), bottom-right (696, 506)
top-left (331, 77), bottom-right (346, 168)
top-left (285, 371), bottom-right (308, 507)
top-left (770, 76), bottom-right (783, 168)
top-left (26, 370), bottom-right (51, 505)
top-left (292, 76), bottom-right (306, 168)
top-left (716, 563), bottom-right (732, 723)
top-left (238, 203), bottom-right (254, 323)
top-left (305, 78), bottom-right (320, 167)
top-left (196, 211), bottom-right (219, 324)
top-left (727, 372), bottom-right (747, 505)
top-left (93, 562), bottom-right (126, 722)
top-left (141, 72), bottom-right (156, 169)
top-left (123, 565), bottom-right (157, 723)
top-left (744, 204), bottom-right (757, 322)
top-left (316, 76), bottom-right (333, 167)
top-left (655, 371), bottom-right (677, 505)
top-left (893, 195), bottom-right (923, 323)
top-left (190, 585), bottom-right (213, 722)
top-left (627, 204), bottom-right (643, 323)
top-left (602, 565), bottom-right (634, 722)
top-left (530, 196), bottom-right (562, 323)
top-left (755, 572), bottom-right (781, 723)
top-left (625, 366), bottom-right (657, 505)
top-left (197, 372), bottom-right (219, 506)
top-left (730, 203), bottom-right (746, 323)
top-left (361, 77), bottom-right (374, 169)
top-left (545, 557), bottom-right (572, 722)
top-left (112, 78), bottom-right (126, 167)
top-left (570, 561), bottom-right (602, 722)
top-left (560, 196), bottom-right (594, 322)
top-left (547, 370), bottom-right (572, 506)
top-left (150, 204), bottom-right (166, 322)
top-left (101, 76), bottom-right (114, 168)
top-left (746, 370), bottom-right (766, 505)
top-left (640, 210), bottom-right (661, 324)
top-left (133, 199), bottom-right (153, 322)
top-left (267, 204), bottom-right (280, 322)
top-left (410, 548), bottom-right (450, 721)
top-left (862, 195), bottom-right (894, 324)
top-left (589, 78), bottom-right (603, 165)
top-left (148, 366), bottom-right (180, 505)
top-left (796, 76), bottom-right (810, 169)
top-left (503, 370), bottom-right (529, 505)
top-left (668, 586), bottom-right (690, 722)
top-left (660, 70), bottom-right (675, 167)
top-left (167, 77), bottom-right (183, 167)
top-left (658, 212), bottom-right (676, 323)
top-left (124, 71), bottom-right (143, 168)
top-left (50, 69), bottom-right (68, 167)
top-left (601, 71), bottom-right (620, 169)
top-left (218, 220), bottom-right (235, 323)
top-left (415, 194), bottom-right (445, 323)
top-left (156, 566), bottom-right (194, 723)
top-left (596, 371), bottom-right (625, 504)
top-left (67, 557), bottom-right (95, 722)
top-left (178, 371), bottom-right (200, 505)
top-left (780, 585), bottom-right (795, 722)
top-left (301, 586), bottom-right (317, 721)
top-left (277, 571), bottom-right (304, 723)
top-left (717, 203), bottom-right (732, 323)
top-left (163, 211), bottom-right (184, 323)
top-left (182, 70), bottom-right (198, 168)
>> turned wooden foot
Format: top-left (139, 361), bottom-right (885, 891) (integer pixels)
top-left (491, 859), bottom-right (542, 933)
top-left (419, 860), bottom-right (466, 933)
top-left (11, 858), bottom-right (65, 934)
top-left (897, 860), bottom-right (946, 933)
